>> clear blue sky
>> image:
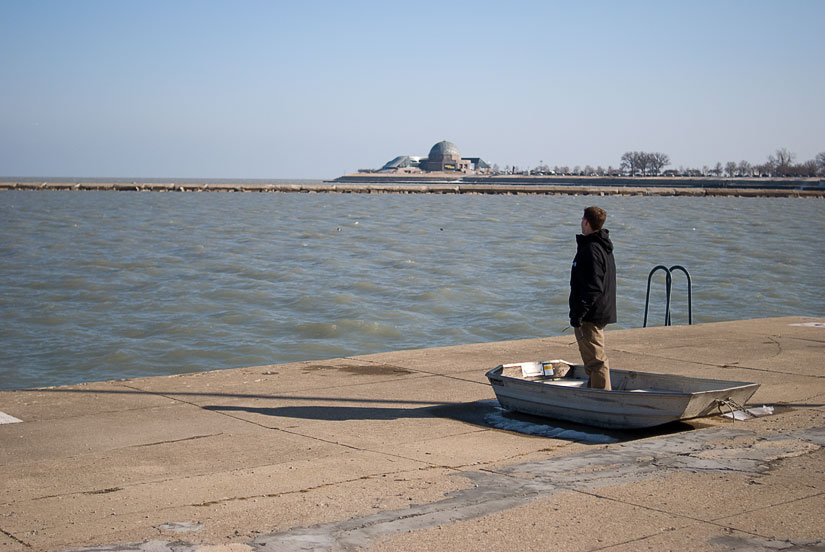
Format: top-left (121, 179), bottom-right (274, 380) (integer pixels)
top-left (2, 0), bottom-right (823, 179)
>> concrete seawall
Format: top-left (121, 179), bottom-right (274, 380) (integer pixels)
top-left (335, 172), bottom-right (824, 189)
top-left (1, 316), bottom-right (823, 551)
top-left (2, 179), bottom-right (824, 197)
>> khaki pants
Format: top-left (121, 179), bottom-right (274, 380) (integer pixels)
top-left (574, 321), bottom-right (611, 390)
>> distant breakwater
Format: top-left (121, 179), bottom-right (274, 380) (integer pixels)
top-left (1, 177), bottom-right (823, 197)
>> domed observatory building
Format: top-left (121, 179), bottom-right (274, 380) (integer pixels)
top-left (378, 140), bottom-right (490, 173)
top-left (420, 141), bottom-right (471, 172)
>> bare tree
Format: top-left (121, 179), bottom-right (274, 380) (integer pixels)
top-left (725, 162), bottom-right (737, 177)
top-left (648, 152), bottom-right (670, 175)
top-left (621, 151), bottom-right (641, 175)
top-left (621, 151), bottom-right (665, 176)
top-left (738, 160), bottom-right (752, 177)
top-left (799, 160), bottom-right (818, 177)
top-left (817, 152), bottom-right (825, 176)
top-left (769, 148), bottom-right (796, 175)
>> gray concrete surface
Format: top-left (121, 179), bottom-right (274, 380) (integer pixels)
top-left (1, 316), bottom-right (823, 551)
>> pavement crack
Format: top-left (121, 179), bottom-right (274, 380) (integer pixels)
top-left (765, 336), bottom-right (783, 358)
top-left (83, 486), bottom-right (123, 495)
top-left (708, 490), bottom-right (825, 524)
top-left (132, 433), bottom-right (221, 448)
top-left (190, 468), bottom-right (429, 507)
top-left (609, 348), bottom-right (815, 378)
top-left (0, 527), bottom-right (31, 548)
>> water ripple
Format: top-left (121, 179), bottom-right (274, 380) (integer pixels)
top-left (1, 190), bottom-right (822, 389)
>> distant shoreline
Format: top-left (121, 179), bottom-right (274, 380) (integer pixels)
top-left (333, 171), bottom-right (824, 188)
top-left (1, 176), bottom-right (823, 197)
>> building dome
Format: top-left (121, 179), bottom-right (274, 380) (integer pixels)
top-left (428, 140), bottom-right (461, 160)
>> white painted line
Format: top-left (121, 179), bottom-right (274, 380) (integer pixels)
top-left (0, 411), bottom-right (23, 424)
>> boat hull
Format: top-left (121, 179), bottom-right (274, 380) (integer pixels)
top-left (486, 364), bottom-right (760, 430)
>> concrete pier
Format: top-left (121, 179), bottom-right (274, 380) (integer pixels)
top-left (1, 316), bottom-right (824, 551)
top-left (1, 179), bottom-right (823, 197)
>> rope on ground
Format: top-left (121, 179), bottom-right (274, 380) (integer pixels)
top-left (715, 398), bottom-right (746, 422)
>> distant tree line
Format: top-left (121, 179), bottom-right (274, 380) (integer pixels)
top-left (620, 151), bottom-right (671, 176)
top-left (497, 148), bottom-right (825, 177)
top-left (695, 148), bottom-right (824, 178)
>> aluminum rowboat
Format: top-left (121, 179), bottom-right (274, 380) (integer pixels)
top-left (486, 363), bottom-right (761, 430)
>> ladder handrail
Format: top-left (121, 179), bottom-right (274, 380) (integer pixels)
top-left (643, 265), bottom-right (671, 328)
top-left (668, 265), bottom-right (692, 325)
top-left (643, 265), bottom-right (692, 327)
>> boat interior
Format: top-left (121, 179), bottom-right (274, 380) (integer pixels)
top-left (497, 362), bottom-right (739, 394)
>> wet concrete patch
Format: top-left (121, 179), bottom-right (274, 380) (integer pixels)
top-left (251, 426), bottom-right (825, 550)
top-left (710, 535), bottom-right (825, 551)
top-left (300, 364), bottom-right (415, 377)
top-left (482, 401), bottom-right (618, 444)
top-left (156, 521), bottom-right (203, 533)
top-left (65, 426), bottom-right (825, 552)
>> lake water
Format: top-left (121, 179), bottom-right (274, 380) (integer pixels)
top-left (1, 186), bottom-right (823, 390)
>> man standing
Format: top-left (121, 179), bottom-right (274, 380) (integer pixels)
top-left (569, 206), bottom-right (617, 390)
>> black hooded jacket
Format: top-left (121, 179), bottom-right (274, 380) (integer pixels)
top-left (569, 228), bottom-right (617, 327)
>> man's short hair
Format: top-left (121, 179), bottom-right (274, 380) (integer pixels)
top-left (583, 206), bottom-right (607, 231)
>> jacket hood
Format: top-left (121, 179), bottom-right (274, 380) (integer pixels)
top-left (577, 228), bottom-right (614, 253)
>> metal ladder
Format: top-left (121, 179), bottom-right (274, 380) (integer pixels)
top-left (643, 265), bottom-right (692, 327)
